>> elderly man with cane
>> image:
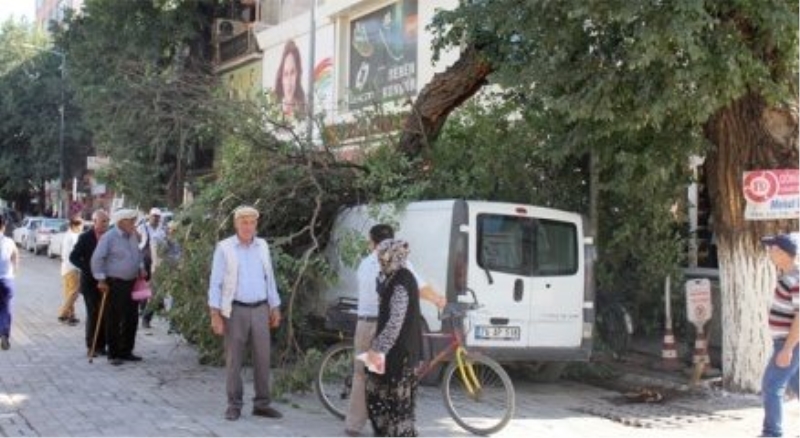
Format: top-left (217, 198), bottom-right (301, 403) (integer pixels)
top-left (91, 209), bottom-right (146, 366)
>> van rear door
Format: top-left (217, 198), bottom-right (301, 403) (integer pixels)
top-left (464, 203), bottom-right (584, 353)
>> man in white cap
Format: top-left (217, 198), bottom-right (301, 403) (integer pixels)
top-left (207, 205), bottom-right (282, 421)
top-left (137, 207), bottom-right (165, 329)
top-left (759, 232), bottom-right (800, 437)
top-left (91, 208), bottom-right (146, 366)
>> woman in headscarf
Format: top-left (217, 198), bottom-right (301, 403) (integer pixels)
top-left (365, 239), bottom-right (422, 437)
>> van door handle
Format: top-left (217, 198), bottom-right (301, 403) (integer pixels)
top-left (513, 279), bottom-right (523, 302)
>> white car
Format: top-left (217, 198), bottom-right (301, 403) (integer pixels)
top-left (12, 216), bottom-right (44, 249)
top-left (48, 221), bottom-right (91, 258)
top-left (28, 218), bottom-right (68, 255)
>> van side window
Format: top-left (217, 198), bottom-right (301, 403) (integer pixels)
top-left (477, 215), bottom-right (577, 276)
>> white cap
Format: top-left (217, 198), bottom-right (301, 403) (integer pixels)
top-left (113, 209), bottom-right (138, 223)
top-left (149, 207), bottom-right (162, 216)
top-left (233, 205), bottom-right (260, 220)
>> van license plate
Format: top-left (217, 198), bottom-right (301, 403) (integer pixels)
top-left (475, 325), bottom-right (520, 341)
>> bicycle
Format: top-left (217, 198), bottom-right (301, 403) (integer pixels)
top-left (594, 291), bottom-right (634, 359)
top-left (315, 292), bottom-right (516, 436)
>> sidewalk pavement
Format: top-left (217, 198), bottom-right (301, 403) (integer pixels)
top-left (0, 252), bottom-right (798, 437)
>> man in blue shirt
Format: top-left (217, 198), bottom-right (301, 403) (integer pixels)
top-left (91, 209), bottom-right (145, 366)
top-left (208, 205), bottom-right (282, 421)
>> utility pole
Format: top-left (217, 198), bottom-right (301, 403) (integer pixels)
top-left (57, 51), bottom-right (66, 218)
top-left (306, 0), bottom-right (316, 146)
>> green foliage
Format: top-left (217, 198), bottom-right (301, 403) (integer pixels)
top-left (271, 348), bottom-right (323, 399)
top-left (428, 0), bottom-right (797, 343)
top-left (0, 19), bottom-right (91, 211)
top-left (152, 100), bottom-right (361, 365)
top-left (421, 95), bottom-right (589, 212)
top-left (56, 0), bottom-right (220, 207)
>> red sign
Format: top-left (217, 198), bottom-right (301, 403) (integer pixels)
top-left (743, 169), bottom-right (800, 220)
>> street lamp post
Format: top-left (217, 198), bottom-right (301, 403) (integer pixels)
top-left (56, 51), bottom-right (66, 219)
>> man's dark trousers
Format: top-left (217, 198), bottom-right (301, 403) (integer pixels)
top-left (104, 278), bottom-right (138, 359)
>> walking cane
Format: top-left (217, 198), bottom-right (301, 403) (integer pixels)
top-left (88, 288), bottom-right (109, 364)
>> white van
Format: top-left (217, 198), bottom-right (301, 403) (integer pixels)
top-left (320, 199), bottom-right (595, 363)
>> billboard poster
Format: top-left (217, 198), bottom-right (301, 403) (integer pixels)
top-left (263, 24), bottom-right (335, 121)
top-left (220, 60), bottom-right (263, 101)
top-left (743, 169), bottom-right (800, 220)
top-left (348, 0), bottom-right (418, 110)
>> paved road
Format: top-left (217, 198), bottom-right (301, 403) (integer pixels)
top-left (0, 250), bottom-right (797, 437)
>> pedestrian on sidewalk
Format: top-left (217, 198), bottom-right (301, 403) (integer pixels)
top-left (207, 205), bottom-right (282, 421)
top-left (137, 207), bottom-right (165, 329)
top-left (344, 224), bottom-right (445, 436)
top-left (0, 215), bottom-right (19, 350)
top-left (91, 209), bottom-right (146, 366)
top-left (760, 232), bottom-right (800, 437)
top-left (70, 209), bottom-right (110, 356)
top-left (57, 216), bottom-right (83, 326)
top-left (365, 239), bottom-right (422, 437)
top-left (156, 221), bottom-right (181, 334)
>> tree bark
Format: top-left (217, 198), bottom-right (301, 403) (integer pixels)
top-left (704, 92), bottom-right (799, 391)
top-left (397, 47), bottom-right (493, 158)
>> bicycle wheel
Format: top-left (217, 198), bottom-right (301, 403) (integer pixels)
top-left (315, 342), bottom-right (355, 420)
top-left (441, 352), bottom-right (515, 436)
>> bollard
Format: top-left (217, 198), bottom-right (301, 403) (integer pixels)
top-left (691, 329), bottom-right (710, 371)
top-left (659, 327), bottom-right (681, 371)
top-left (689, 327), bottom-right (710, 385)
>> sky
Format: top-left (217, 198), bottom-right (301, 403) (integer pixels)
top-left (0, 0), bottom-right (35, 24)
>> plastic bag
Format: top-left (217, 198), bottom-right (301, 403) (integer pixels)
top-left (131, 278), bottom-right (152, 301)
top-left (356, 352), bottom-right (385, 375)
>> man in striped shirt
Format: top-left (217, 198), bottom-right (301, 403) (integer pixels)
top-left (760, 232), bottom-right (800, 437)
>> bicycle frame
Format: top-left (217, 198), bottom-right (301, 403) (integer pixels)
top-left (418, 318), bottom-right (482, 397)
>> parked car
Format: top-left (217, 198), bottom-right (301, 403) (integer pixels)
top-left (48, 221), bottom-right (91, 258)
top-left (13, 216), bottom-right (44, 249)
top-left (28, 218), bottom-right (68, 255)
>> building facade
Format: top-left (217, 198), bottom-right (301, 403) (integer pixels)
top-left (216, 0), bottom-right (460, 154)
top-left (35, 0), bottom-right (84, 29)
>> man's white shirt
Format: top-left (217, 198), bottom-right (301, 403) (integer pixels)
top-left (356, 252), bottom-right (426, 317)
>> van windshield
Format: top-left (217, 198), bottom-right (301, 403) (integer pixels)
top-left (477, 214), bottom-right (578, 276)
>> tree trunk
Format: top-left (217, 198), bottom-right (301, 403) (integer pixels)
top-left (397, 47), bottom-right (493, 157)
top-left (704, 92), bottom-right (798, 391)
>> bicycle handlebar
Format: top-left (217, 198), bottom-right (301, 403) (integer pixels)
top-left (439, 288), bottom-right (481, 322)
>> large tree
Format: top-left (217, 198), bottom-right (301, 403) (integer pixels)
top-left (57, 0), bottom-right (220, 208)
top-left (408, 1), bottom-right (797, 390)
top-left (0, 18), bottom-right (90, 213)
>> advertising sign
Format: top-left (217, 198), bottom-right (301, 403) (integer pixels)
top-left (263, 24), bottom-right (335, 121)
top-left (348, 0), bottom-right (418, 110)
top-left (685, 279), bottom-right (712, 328)
top-left (743, 169), bottom-right (800, 220)
top-left (221, 60), bottom-right (263, 101)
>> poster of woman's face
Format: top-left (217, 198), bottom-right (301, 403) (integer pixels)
top-left (274, 40), bottom-right (306, 118)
